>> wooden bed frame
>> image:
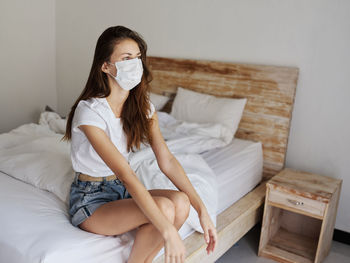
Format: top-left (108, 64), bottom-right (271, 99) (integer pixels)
top-left (150, 56), bottom-right (299, 262)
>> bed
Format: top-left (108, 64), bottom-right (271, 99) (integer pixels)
top-left (0, 56), bottom-right (298, 262)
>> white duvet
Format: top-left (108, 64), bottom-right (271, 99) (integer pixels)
top-left (0, 111), bottom-right (232, 262)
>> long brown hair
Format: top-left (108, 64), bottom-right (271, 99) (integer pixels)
top-left (61, 26), bottom-right (153, 152)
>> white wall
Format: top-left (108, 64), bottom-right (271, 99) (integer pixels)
top-left (56, 0), bottom-right (350, 232)
top-left (0, 0), bottom-right (56, 133)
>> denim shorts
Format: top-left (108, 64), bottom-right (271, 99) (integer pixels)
top-left (69, 172), bottom-right (132, 227)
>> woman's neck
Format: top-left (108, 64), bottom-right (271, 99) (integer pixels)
top-left (106, 79), bottom-right (129, 116)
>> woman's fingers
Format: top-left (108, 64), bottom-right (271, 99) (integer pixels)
top-left (164, 227), bottom-right (186, 263)
top-left (204, 227), bottom-right (209, 244)
top-left (211, 229), bottom-right (217, 251)
top-left (181, 253), bottom-right (185, 263)
top-left (210, 235), bottom-right (215, 252)
top-left (209, 229), bottom-right (215, 252)
top-left (168, 255), bottom-right (183, 263)
top-left (204, 228), bottom-right (211, 254)
top-left (206, 227), bottom-right (217, 254)
top-left (165, 249), bottom-right (185, 263)
top-left (213, 228), bottom-right (218, 251)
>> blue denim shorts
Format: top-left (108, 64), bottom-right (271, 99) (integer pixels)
top-left (69, 172), bottom-right (132, 227)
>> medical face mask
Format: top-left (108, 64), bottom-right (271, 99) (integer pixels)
top-left (108, 57), bottom-right (143, 91)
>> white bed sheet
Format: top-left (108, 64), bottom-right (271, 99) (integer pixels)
top-left (202, 138), bottom-right (263, 214)
top-left (0, 138), bottom-right (262, 263)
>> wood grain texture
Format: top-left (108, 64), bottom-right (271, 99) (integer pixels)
top-left (314, 181), bottom-right (342, 263)
top-left (268, 189), bottom-right (326, 219)
top-left (259, 168), bottom-right (342, 263)
top-left (148, 56), bottom-right (299, 180)
top-left (267, 168), bottom-right (342, 203)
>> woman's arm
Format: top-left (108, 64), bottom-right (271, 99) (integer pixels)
top-left (149, 112), bottom-right (207, 216)
top-left (79, 125), bottom-right (177, 238)
top-left (149, 112), bottom-right (218, 254)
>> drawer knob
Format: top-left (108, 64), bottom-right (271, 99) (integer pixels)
top-left (287, 199), bottom-right (304, 206)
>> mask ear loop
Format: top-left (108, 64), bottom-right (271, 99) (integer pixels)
top-left (106, 62), bottom-right (117, 79)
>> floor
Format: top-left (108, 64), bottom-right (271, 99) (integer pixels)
top-left (215, 224), bottom-right (350, 263)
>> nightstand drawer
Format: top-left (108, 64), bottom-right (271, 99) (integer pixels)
top-left (268, 189), bottom-right (326, 218)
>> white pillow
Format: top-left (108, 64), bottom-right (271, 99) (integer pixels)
top-left (149, 92), bottom-right (170, 111)
top-left (0, 129), bottom-right (74, 205)
top-left (170, 87), bottom-right (247, 141)
top-left (39, 111), bottom-right (67, 134)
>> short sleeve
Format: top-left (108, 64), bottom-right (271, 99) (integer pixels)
top-left (72, 102), bottom-right (106, 133)
top-left (148, 101), bottom-right (155, 118)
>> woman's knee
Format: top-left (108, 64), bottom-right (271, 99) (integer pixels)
top-left (172, 191), bottom-right (190, 220)
top-left (154, 196), bottom-right (175, 223)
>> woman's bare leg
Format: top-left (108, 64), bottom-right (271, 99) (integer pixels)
top-left (144, 190), bottom-right (191, 263)
top-left (78, 196), bottom-right (174, 236)
top-left (127, 197), bottom-right (175, 263)
top-left (78, 190), bottom-right (190, 263)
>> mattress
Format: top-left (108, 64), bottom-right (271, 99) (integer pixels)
top-left (0, 138), bottom-right (262, 263)
top-left (202, 138), bottom-right (263, 214)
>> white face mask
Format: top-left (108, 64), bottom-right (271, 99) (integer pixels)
top-left (108, 57), bottom-right (143, 91)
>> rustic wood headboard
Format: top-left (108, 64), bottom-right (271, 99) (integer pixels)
top-left (148, 56), bottom-right (298, 180)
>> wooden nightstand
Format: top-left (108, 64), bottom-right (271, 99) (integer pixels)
top-left (258, 168), bottom-right (342, 263)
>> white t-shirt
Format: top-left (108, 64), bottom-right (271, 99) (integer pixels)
top-left (70, 97), bottom-right (155, 177)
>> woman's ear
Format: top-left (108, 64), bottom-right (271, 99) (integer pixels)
top-left (101, 62), bottom-right (110, 74)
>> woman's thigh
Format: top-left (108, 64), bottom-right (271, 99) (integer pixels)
top-left (78, 194), bottom-right (174, 236)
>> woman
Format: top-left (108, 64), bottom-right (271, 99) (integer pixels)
top-left (62, 25), bottom-right (217, 263)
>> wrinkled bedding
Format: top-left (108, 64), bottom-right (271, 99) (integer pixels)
top-left (0, 111), bottom-right (232, 262)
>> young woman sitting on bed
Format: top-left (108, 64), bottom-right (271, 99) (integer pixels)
top-left (62, 25), bottom-right (217, 263)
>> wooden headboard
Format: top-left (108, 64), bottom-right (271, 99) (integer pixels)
top-left (148, 56), bottom-right (298, 180)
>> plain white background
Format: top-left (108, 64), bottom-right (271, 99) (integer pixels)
top-left (0, 0), bottom-right (56, 132)
top-left (1, 0), bottom-right (349, 233)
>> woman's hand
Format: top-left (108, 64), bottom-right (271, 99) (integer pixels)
top-left (163, 226), bottom-right (186, 263)
top-left (199, 210), bottom-right (218, 255)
